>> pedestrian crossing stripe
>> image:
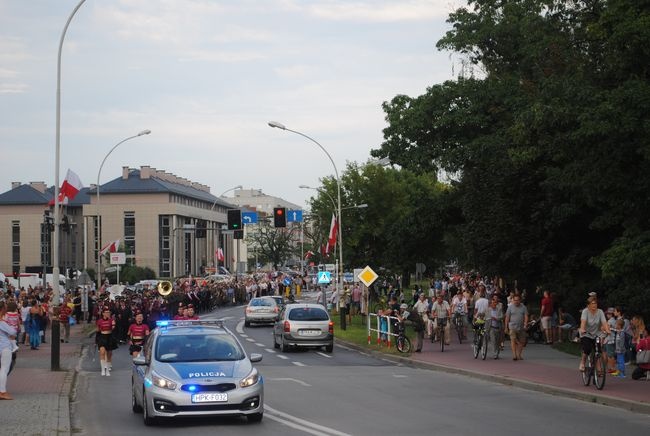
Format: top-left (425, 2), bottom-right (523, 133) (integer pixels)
top-left (318, 271), bottom-right (331, 284)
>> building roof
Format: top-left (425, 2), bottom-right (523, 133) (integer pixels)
top-left (0, 183), bottom-right (50, 205)
top-left (88, 168), bottom-right (234, 208)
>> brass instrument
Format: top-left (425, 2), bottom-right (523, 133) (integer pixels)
top-left (157, 280), bottom-right (173, 296)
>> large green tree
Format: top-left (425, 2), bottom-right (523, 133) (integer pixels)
top-left (373, 0), bottom-right (650, 314)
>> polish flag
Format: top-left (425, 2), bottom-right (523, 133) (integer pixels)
top-left (216, 248), bottom-right (225, 262)
top-left (100, 238), bottom-right (120, 255)
top-left (48, 169), bottom-right (83, 206)
top-left (327, 214), bottom-right (338, 247)
top-left (304, 250), bottom-right (314, 260)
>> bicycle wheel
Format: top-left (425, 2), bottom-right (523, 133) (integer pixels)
top-left (397, 336), bottom-right (411, 353)
top-left (473, 335), bottom-right (480, 359)
top-left (593, 354), bottom-right (606, 390)
top-left (581, 355), bottom-right (592, 386)
top-left (481, 332), bottom-right (488, 360)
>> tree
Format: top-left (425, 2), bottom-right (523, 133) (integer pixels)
top-left (246, 220), bottom-right (300, 269)
top-left (372, 0), bottom-right (650, 316)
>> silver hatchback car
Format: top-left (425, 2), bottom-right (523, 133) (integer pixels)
top-left (244, 297), bottom-right (279, 327)
top-left (131, 320), bottom-right (264, 425)
top-left (273, 303), bottom-right (334, 352)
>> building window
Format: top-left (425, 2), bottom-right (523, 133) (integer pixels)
top-left (159, 215), bottom-right (170, 277)
top-left (124, 211), bottom-right (135, 263)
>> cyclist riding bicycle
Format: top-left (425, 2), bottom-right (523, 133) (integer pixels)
top-left (451, 290), bottom-right (468, 339)
top-left (431, 294), bottom-right (451, 345)
top-left (578, 296), bottom-right (611, 372)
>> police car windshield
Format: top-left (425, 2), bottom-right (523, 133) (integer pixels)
top-left (156, 335), bottom-right (245, 362)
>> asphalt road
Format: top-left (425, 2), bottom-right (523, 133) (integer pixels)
top-left (71, 302), bottom-right (650, 436)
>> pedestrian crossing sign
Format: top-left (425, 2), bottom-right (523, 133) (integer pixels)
top-left (317, 271), bottom-right (331, 284)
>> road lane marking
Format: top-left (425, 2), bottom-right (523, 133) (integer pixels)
top-left (316, 352), bottom-right (332, 358)
top-left (265, 404), bottom-right (352, 436)
top-left (292, 361), bottom-right (306, 366)
top-left (255, 343), bottom-right (265, 347)
top-left (393, 374), bottom-right (408, 378)
top-left (277, 355), bottom-right (289, 360)
top-left (267, 377), bottom-right (311, 387)
top-left (239, 334), bottom-right (248, 338)
top-left (265, 349), bottom-right (276, 353)
top-left (236, 320), bottom-right (244, 334)
top-left (246, 338), bottom-right (255, 342)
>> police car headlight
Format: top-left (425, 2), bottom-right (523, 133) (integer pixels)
top-left (239, 368), bottom-right (259, 388)
top-left (152, 372), bottom-right (178, 390)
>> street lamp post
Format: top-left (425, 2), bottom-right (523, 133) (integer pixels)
top-left (52, 0), bottom-right (87, 372)
top-left (210, 185), bottom-right (242, 273)
top-left (268, 121), bottom-right (344, 324)
top-left (95, 130), bottom-right (151, 292)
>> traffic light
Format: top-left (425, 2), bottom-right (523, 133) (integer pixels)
top-left (227, 209), bottom-right (242, 230)
top-left (234, 229), bottom-right (244, 240)
top-left (61, 215), bottom-right (70, 233)
top-left (12, 270), bottom-right (18, 280)
top-left (274, 207), bottom-right (286, 228)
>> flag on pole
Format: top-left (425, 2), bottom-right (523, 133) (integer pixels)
top-left (100, 238), bottom-right (121, 255)
top-left (216, 248), bottom-right (225, 262)
top-left (327, 213), bottom-right (338, 247)
top-left (304, 250), bottom-right (314, 259)
top-left (49, 169), bottom-right (83, 206)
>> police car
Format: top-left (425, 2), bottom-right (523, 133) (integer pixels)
top-left (131, 320), bottom-right (264, 425)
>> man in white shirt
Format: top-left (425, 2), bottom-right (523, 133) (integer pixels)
top-left (431, 294), bottom-right (451, 345)
top-left (473, 286), bottom-right (489, 322)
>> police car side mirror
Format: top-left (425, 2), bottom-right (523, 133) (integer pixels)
top-left (133, 355), bottom-right (147, 366)
top-left (249, 353), bottom-right (263, 363)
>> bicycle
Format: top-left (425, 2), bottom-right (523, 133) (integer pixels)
top-left (452, 311), bottom-right (465, 344)
top-left (472, 318), bottom-right (487, 360)
top-left (372, 295), bottom-right (388, 314)
top-left (395, 320), bottom-right (412, 353)
top-left (434, 317), bottom-right (448, 352)
top-left (580, 334), bottom-right (606, 390)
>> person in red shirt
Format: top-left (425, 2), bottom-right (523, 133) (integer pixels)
top-left (127, 311), bottom-right (150, 357)
top-left (185, 304), bottom-right (199, 320)
top-left (173, 303), bottom-right (186, 320)
top-left (539, 290), bottom-right (554, 344)
top-left (59, 298), bottom-right (73, 343)
top-left (632, 330), bottom-right (650, 380)
top-left (95, 307), bottom-right (117, 376)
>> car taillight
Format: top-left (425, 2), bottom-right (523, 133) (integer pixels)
top-left (328, 321), bottom-right (334, 334)
top-left (284, 321), bottom-right (291, 332)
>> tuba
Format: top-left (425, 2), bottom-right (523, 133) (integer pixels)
top-left (157, 280), bottom-right (173, 296)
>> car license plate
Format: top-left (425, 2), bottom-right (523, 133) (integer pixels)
top-left (299, 330), bottom-right (320, 336)
top-left (192, 393), bottom-right (228, 403)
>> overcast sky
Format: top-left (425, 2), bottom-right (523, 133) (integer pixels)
top-left (1, 0), bottom-right (464, 208)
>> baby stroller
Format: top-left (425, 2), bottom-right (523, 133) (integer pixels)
top-left (526, 318), bottom-right (544, 344)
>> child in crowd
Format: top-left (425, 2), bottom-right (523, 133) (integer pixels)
top-left (613, 318), bottom-right (626, 377)
top-left (378, 309), bottom-right (388, 345)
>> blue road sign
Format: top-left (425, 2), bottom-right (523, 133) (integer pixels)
top-left (317, 271), bottom-right (331, 284)
top-left (242, 212), bottom-right (258, 225)
top-left (287, 209), bottom-right (303, 223)
top-left (283, 277), bottom-right (292, 286)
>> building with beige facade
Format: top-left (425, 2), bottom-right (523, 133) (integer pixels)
top-left (0, 166), bottom-right (241, 281)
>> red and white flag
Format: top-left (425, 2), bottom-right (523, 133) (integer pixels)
top-left (100, 238), bottom-right (120, 255)
top-left (304, 250), bottom-right (314, 259)
top-left (327, 213), bottom-right (338, 247)
top-left (49, 169), bottom-right (83, 206)
top-left (216, 248), bottom-right (225, 262)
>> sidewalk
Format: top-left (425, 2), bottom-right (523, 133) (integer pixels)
top-left (350, 332), bottom-right (650, 414)
top-left (0, 323), bottom-right (88, 436)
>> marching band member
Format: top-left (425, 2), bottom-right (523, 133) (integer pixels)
top-left (185, 304), bottom-right (199, 320)
top-left (173, 303), bottom-right (186, 320)
top-left (127, 311), bottom-right (150, 357)
top-left (95, 306), bottom-right (117, 376)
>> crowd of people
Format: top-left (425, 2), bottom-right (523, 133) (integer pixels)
top-left (369, 272), bottom-right (649, 380)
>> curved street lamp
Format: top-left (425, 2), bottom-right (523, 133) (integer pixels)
top-left (52, 0), bottom-right (87, 371)
top-left (270, 121), bottom-right (343, 297)
top-left (95, 130), bottom-right (151, 291)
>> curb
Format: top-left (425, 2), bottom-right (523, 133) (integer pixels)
top-left (335, 338), bottom-right (650, 415)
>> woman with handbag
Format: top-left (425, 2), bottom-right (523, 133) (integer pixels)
top-left (632, 327), bottom-right (650, 380)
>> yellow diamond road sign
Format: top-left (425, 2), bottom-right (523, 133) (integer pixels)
top-left (358, 266), bottom-right (378, 287)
